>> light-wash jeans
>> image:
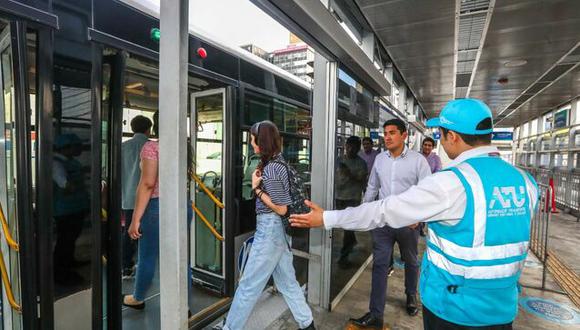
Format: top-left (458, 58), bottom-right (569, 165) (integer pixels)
top-left (224, 213), bottom-right (313, 330)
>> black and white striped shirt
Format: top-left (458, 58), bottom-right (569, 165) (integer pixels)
top-left (256, 154), bottom-right (292, 214)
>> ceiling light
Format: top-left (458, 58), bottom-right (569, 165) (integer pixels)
top-left (126, 82), bottom-right (144, 89)
top-left (504, 59), bottom-right (528, 67)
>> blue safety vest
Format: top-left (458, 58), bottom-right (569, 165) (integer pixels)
top-left (419, 155), bottom-right (538, 326)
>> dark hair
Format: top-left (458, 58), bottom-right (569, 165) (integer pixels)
top-left (250, 120), bottom-right (282, 170)
top-left (383, 118), bottom-right (407, 134)
top-left (346, 136), bottom-right (361, 150)
top-left (151, 110), bottom-right (194, 177)
top-left (152, 111), bottom-right (159, 137)
top-left (422, 137), bottom-right (435, 146)
top-left (440, 127), bottom-right (492, 146)
top-left (131, 115), bottom-right (153, 134)
top-left (362, 137), bottom-right (373, 144)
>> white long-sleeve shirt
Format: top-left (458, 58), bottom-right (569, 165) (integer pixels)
top-left (363, 146), bottom-right (431, 203)
top-left (323, 146), bottom-right (502, 230)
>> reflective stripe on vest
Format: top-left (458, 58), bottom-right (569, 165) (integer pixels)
top-left (426, 248), bottom-right (526, 279)
top-left (427, 231), bottom-right (529, 261)
top-left (425, 161), bottom-right (530, 279)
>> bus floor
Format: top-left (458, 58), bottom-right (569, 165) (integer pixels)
top-left (121, 268), bottom-right (221, 329)
top-left (265, 234), bottom-right (579, 330)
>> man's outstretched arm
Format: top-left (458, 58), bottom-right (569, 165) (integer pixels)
top-left (290, 171), bottom-right (466, 230)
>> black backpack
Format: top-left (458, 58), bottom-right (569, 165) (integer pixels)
top-left (269, 160), bottom-right (310, 236)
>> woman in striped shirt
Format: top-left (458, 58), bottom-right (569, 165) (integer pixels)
top-left (222, 121), bottom-right (315, 330)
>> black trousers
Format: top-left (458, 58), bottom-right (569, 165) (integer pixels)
top-left (122, 209), bottom-right (138, 270)
top-left (54, 212), bottom-right (86, 269)
top-left (423, 307), bottom-right (513, 330)
top-left (369, 225), bottom-right (419, 317)
top-left (335, 199), bottom-right (360, 258)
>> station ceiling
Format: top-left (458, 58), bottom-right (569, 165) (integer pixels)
top-left (353, 0), bottom-right (580, 127)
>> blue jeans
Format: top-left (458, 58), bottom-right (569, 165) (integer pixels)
top-left (224, 213), bottom-right (313, 330)
top-left (133, 198), bottom-right (193, 302)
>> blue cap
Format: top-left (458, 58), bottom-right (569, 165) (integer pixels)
top-left (426, 99), bottom-right (493, 135)
top-left (54, 133), bottom-right (82, 149)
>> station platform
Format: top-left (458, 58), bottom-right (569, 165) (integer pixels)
top-left (209, 211), bottom-right (580, 329)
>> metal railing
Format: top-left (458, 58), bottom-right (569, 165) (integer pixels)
top-left (523, 173), bottom-right (580, 307)
top-left (519, 166), bottom-right (580, 219)
top-left (529, 184), bottom-right (552, 290)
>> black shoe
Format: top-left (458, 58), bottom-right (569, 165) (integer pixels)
top-left (406, 294), bottom-right (418, 316)
top-left (122, 267), bottom-right (135, 279)
top-left (299, 321), bottom-right (316, 330)
top-left (349, 312), bottom-right (383, 328)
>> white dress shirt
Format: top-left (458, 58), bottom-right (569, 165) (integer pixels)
top-left (323, 146), bottom-right (502, 230)
top-left (363, 146), bottom-right (431, 203)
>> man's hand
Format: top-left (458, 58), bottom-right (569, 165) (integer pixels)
top-left (408, 223), bottom-right (419, 229)
top-left (289, 200), bottom-right (325, 228)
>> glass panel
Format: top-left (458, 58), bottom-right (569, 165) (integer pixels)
top-left (192, 92), bottom-right (224, 277)
top-left (52, 60), bottom-right (93, 329)
top-left (190, 91), bottom-right (228, 315)
top-left (330, 118), bottom-right (373, 303)
top-left (0, 21), bottom-right (21, 330)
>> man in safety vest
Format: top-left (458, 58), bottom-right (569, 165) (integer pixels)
top-left (290, 99), bottom-right (539, 329)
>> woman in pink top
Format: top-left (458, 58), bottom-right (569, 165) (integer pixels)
top-left (122, 111), bottom-right (193, 311)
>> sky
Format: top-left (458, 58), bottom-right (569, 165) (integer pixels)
top-left (141, 0), bottom-right (292, 52)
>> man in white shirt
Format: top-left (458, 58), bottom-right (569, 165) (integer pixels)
top-left (290, 99), bottom-right (538, 330)
top-left (349, 119), bottom-right (431, 328)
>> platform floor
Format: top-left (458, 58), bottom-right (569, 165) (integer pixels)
top-left (546, 210), bottom-right (580, 274)
top-left (263, 227), bottom-right (580, 330)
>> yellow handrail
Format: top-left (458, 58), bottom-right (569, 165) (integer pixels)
top-left (191, 202), bottom-right (224, 241)
top-left (0, 203), bottom-right (21, 312)
top-left (0, 203), bottom-right (19, 252)
top-left (0, 248), bottom-right (21, 312)
top-left (191, 174), bottom-right (224, 209)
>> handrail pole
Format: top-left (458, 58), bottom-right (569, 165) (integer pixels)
top-left (191, 174), bottom-right (224, 209)
top-left (0, 204), bottom-right (19, 251)
top-left (0, 248), bottom-right (21, 312)
top-left (191, 203), bottom-right (224, 241)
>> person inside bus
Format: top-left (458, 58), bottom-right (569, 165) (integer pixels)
top-left (121, 115), bottom-right (153, 279)
top-left (53, 133), bottom-right (90, 285)
top-left (122, 111), bottom-right (193, 312)
top-left (221, 120), bottom-right (315, 330)
top-left (335, 136), bottom-right (368, 267)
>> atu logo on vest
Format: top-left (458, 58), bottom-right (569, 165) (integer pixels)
top-left (488, 186), bottom-right (526, 218)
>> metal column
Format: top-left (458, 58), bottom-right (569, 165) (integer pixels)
top-left (308, 52), bottom-right (338, 309)
top-left (159, 1), bottom-right (189, 329)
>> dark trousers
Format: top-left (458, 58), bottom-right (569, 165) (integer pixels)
top-left (122, 209), bottom-right (138, 270)
top-left (335, 199), bottom-right (360, 258)
top-left (423, 307), bottom-right (513, 330)
top-left (54, 212), bottom-right (86, 269)
top-left (369, 225), bottom-right (419, 318)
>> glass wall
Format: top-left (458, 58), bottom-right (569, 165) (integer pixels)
top-left (330, 69), bottom-right (379, 304)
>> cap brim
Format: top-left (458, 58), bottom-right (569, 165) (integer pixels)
top-left (426, 118), bottom-right (440, 128)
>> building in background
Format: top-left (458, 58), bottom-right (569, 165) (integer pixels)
top-left (270, 39), bottom-right (315, 85)
top-left (240, 44), bottom-right (270, 61)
